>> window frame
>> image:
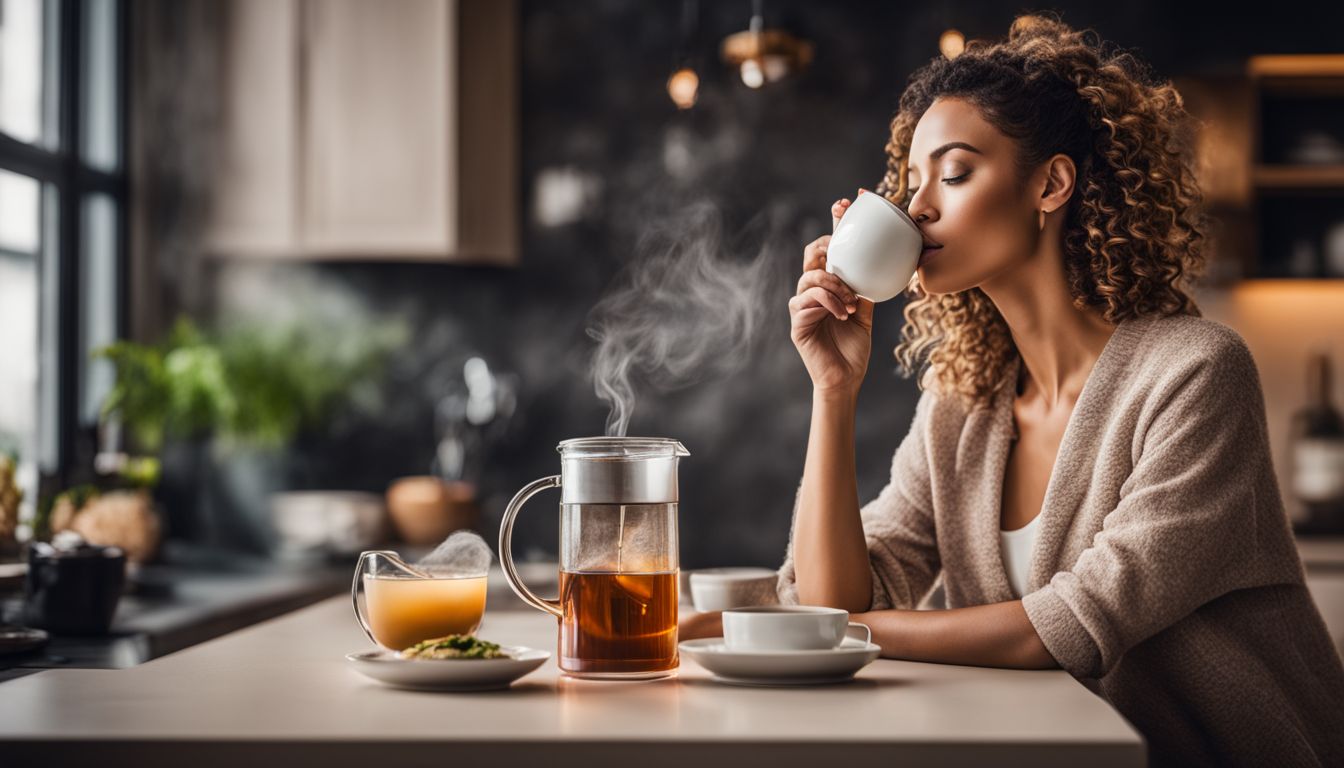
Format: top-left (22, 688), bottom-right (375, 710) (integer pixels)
top-left (0, 0), bottom-right (129, 488)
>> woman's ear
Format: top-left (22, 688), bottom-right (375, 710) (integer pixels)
top-left (1040, 153), bottom-right (1076, 215)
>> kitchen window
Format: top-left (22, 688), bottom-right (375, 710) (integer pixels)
top-left (0, 0), bottom-right (126, 524)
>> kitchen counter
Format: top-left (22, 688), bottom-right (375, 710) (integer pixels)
top-left (0, 548), bottom-right (349, 681)
top-left (0, 596), bottom-right (1144, 767)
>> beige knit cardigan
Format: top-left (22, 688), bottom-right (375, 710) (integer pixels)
top-left (776, 313), bottom-right (1344, 767)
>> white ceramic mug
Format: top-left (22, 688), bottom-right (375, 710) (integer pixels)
top-left (824, 191), bottom-right (923, 303)
top-left (688, 567), bottom-right (780, 612)
top-left (722, 605), bottom-right (872, 652)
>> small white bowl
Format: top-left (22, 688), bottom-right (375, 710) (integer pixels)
top-left (688, 567), bottom-right (780, 612)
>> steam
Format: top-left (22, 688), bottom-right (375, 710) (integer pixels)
top-left (587, 201), bottom-right (783, 437)
top-left (417, 530), bottom-right (493, 576)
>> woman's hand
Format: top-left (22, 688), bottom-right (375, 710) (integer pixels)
top-left (678, 610), bottom-right (723, 642)
top-left (790, 192), bottom-right (876, 398)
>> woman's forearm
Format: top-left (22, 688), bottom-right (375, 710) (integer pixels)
top-left (679, 601), bottom-right (1056, 670)
top-left (854, 600), bottom-right (1058, 669)
top-left (793, 388), bottom-right (872, 612)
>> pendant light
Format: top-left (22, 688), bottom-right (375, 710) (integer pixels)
top-left (720, 0), bottom-right (813, 89)
top-left (667, 0), bottom-right (701, 109)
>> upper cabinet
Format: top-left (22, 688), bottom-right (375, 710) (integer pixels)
top-left (1247, 55), bottom-right (1344, 280)
top-left (208, 0), bottom-right (518, 264)
top-left (1179, 55), bottom-right (1344, 282)
top-left (209, 0), bottom-right (300, 256)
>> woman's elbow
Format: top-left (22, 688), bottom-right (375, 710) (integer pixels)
top-left (1016, 629), bottom-right (1060, 669)
top-left (796, 577), bottom-right (872, 613)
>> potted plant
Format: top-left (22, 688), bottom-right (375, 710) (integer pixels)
top-left (55, 313), bottom-right (405, 557)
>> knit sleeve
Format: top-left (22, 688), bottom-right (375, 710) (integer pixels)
top-left (1021, 333), bottom-right (1275, 679)
top-left (776, 388), bottom-right (942, 611)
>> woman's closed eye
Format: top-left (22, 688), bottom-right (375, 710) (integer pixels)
top-left (907, 171), bottom-right (971, 194)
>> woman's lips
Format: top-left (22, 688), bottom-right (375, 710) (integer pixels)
top-left (918, 245), bottom-right (944, 267)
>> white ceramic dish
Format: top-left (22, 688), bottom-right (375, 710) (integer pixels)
top-left (273, 491), bottom-right (386, 557)
top-left (687, 567), bottom-right (779, 612)
top-left (679, 636), bottom-right (881, 686)
top-left (722, 605), bottom-right (869, 651)
top-left (345, 646), bottom-right (550, 691)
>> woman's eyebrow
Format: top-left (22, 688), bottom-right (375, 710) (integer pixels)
top-left (928, 141), bottom-right (982, 160)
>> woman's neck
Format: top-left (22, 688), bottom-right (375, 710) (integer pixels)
top-left (980, 241), bottom-right (1115, 408)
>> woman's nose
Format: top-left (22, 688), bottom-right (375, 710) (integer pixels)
top-left (907, 190), bottom-right (935, 224)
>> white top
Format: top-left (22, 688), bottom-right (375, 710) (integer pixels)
top-left (1000, 512), bottom-right (1043, 598)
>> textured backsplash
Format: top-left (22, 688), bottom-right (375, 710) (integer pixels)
top-left (134, 1), bottom-right (1344, 566)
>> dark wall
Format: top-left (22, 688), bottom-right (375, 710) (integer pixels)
top-left (152, 1), bottom-right (1344, 567)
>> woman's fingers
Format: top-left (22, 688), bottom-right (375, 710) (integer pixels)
top-left (808, 190), bottom-right (866, 270)
top-left (790, 306), bottom-right (832, 338)
top-left (797, 270), bottom-right (858, 311)
top-left (803, 235), bottom-right (831, 272)
top-left (831, 197), bottom-right (851, 230)
top-left (678, 610), bottom-right (723, 641)
top-left (789, 285), bottom-right (850, 320)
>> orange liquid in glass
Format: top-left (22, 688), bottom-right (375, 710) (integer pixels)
top-left (362, 574), bottom-right (487, 650)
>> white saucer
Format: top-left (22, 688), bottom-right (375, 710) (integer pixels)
top-left (679, 637), bottom-right (881, 686)
top-left (346, 646), bottom-right (550, 691)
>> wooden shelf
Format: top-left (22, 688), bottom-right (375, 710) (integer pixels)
top-left (1249, 54), bottom-right (1344, 78)
top-left (1248, 55), bottom-right (1344, 96)
top-left (1253, 165), bottom-right (1344, 189)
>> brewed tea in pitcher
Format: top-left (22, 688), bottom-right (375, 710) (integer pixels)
top-left (560, 571), bottom-right (678, 675)
top-left (500, 437), bottom-right (688, 679)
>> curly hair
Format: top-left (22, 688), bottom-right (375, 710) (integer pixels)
top-left (876, 13), bottom-right (1208, 407)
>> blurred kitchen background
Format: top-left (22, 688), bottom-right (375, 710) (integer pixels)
top-left (2, 0), bottom-right (1344, 665)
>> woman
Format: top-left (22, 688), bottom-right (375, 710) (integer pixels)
top-left (680, 14), bottom-right (1344, 767)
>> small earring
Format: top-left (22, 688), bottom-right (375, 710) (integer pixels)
top-left (1038, 209), bottom-right (1046, 231)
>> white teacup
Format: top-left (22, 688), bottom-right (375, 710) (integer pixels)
top-left (721, 605), bottom-right (872, 652)
top-left (689, 567), bottom-right (780, 612)
top-left (824, 191), bottom-right (923, 303)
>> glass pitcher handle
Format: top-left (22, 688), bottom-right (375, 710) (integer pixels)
top-left (498, 475), bottom-right (564, 618)
top-left (351, 550), bottom-right (398, 647)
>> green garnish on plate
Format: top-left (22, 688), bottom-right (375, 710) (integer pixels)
top-left (400, 634), bottom-right (509, 660)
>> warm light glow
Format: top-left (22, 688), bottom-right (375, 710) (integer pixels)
top-left (939, 29), bottom-right (965, 59)
top-left (667, 67), bottom-right (700, 109)
top-left (719, 22), bottom-right (813, 89)
top-left (1227, 280), bottom-right (1344, 302)
top-left (762, 54), bottom-right (790, 83)
top-left (740, 58), bottom-right (764, 89)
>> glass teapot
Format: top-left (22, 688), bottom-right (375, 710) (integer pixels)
top-left (498, 437), bottom-right (689, 679)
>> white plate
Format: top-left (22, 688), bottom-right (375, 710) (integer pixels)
top-left (345, 646), bottom-right (550, 691)
top-left (679, 636), bottom-right (881, 686)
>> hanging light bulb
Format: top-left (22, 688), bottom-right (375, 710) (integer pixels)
top-left (721, 0), bottom-right (812, 90)
top-left (667, 67), bottom-right (700, 108)
top-left (761, 54), bottom-right (791, 83)
top-left (939, 28), bottom-right (965, 59)
top-left (739, 59), bottom-right (765, 89)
